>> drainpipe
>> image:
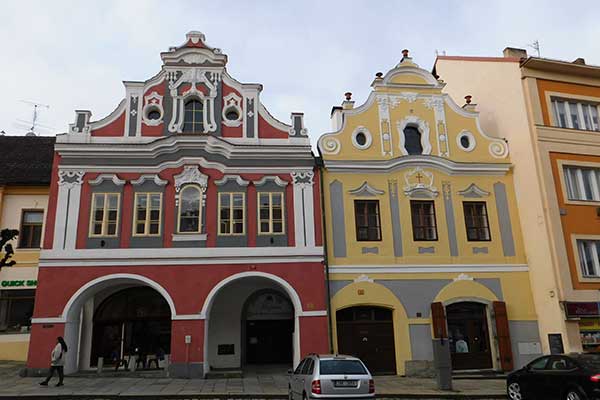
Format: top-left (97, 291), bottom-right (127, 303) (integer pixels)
top-left (316, 155), bottom-right (334, 352)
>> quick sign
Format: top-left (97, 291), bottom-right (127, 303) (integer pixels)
top-left (0, 280), bottom-right (37, 288)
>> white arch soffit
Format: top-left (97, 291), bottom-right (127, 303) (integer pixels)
top-left (317, 92), bottom-right (379, 151)
top-left (200, 271), bottom-right (304, 319)
top-left (61, 273), bottom-right (177, 321)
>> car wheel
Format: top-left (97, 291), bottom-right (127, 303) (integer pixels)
top-left (507, 381), bottom-right (524, 400)
top-left (565, 389), bottom-right (585, 400)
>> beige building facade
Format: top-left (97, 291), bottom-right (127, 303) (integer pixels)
top-left (435, 51), bottom-right (600, 356)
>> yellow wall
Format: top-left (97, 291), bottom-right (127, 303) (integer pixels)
top-left (0, 338), bottom-right (30, 361)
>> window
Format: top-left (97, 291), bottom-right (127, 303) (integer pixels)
top-left (552, 98), bottom-right (600, 132)
top-left (564, 166), bottom-right (600, 201)
top-left (577, 239), bottom-right (600, 277)
top-left (0, 290), bottom-right (35, 333)
top-left (528, 356), bottom-right (550, 371)
top-left (147, 109), bottom-right (161, 120)
top-left (90, 193), bottom-right (120, 237)
top-left (258, 192), bottom-right (284, 235)
top-left (178, 186), bottom-right (202, 233)
top-left (224, 108), bottom-right (240, 121)
top-left (219, 192), bottom-right (245, 235)
top-left (183, 99), bottom-right (204, 133)
top-left (463, 202), bottom-right (491, 241)
top-left (404, 126), bottom-right (423, 155)
top-left (18, 210), bottom-right (43, 248)
top-left (133, 193), bottom-right (162, 236)
top-left (354, 200), bottom-right (382, 241)
top-left (410, 200), bottom-right (438, 241)
top-left (355, 132), bottom-right (367, 146)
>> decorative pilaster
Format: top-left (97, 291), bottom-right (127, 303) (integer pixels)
top-left (291, 171), bottom-right (315, 247)
top-left (53, 170), bottom-right (85, 250)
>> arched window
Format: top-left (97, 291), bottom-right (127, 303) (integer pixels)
top-left (403, 126), bottom-right (423, 155)
top-left (178, 186), bottom-right (202, 233)
top-left (183, 99), bottom-right (203, 133)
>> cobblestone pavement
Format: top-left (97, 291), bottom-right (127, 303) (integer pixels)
top-left (0, 362), bottom-right (506, 399)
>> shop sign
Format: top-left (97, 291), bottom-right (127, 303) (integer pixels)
top-left (0, 280), bottom-right (37, 288)
top-left (565, 302), bottom-right (600, 318)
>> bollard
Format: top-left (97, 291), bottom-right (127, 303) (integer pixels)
top-left (432, 338), bottom-right (453, 390)
top-left (97, 357), bottom-right (103, 374)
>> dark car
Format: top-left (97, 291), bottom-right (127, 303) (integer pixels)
top-left (507, 354), bottom-right (600, 400)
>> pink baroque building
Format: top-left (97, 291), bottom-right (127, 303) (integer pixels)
top-left (26, 32), bottom-right (328, 378)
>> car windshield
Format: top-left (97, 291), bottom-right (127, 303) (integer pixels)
top-left (573, 354), bottom-right (600, 370)
top-left (319, 359), bottom-right (367, 375)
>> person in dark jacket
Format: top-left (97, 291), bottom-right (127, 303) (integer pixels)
top-left (39, 337), bottom-right (67, 387)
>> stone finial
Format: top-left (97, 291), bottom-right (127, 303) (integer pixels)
top-left (345, 92), bottom-right (352, 101)
top-left (343, 92), bottom-right (355, 110)
top-left (463, 95), bottom-right (477, 112)
top-left (465, 95), bottom-right (472, 104)
top-left (186, 31), bottom-right (206, 44)
top-left (402, 49), bottom-right (409, 58)
top-left (375, 72), bottom-right (383, 79)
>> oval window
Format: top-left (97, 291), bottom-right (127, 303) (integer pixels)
top-left (460, 135), bottom-right (470, 149)
top-left (225, 108), bottom-right (239, 121)
top-left (355, 132), bottom-right (367, 146)
top-left (147, 110), bottom-right (161, 120)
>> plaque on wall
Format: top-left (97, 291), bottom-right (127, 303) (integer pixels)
top-left (217, 344), bottom-right (235, 355)
top-left (548, 333), bottom-right (564, 354)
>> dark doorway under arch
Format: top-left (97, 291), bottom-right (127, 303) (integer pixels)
top-left (336, 306), bottom-right (396, 375)
top-left (447, 302), bottom-right (493, 370)
top-left (90, 287), bottom-right (171, 367)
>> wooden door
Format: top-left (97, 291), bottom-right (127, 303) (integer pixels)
top-left (446, 302), bottom-right (493, 370)
top-left (336, 307), bottom-right (396, 375)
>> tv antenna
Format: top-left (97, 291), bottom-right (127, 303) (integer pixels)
top-left (528, 40), bottom-right (540, 57)
top-left (17, 100), bottom-right (50, 136)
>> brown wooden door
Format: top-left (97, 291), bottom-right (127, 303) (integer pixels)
top-left (446, 302), bottom-right (493, 370)
top-left (336, 306), bottom-right (396, 375)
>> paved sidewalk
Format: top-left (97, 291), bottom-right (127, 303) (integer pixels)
top-left (0, 362), bottom-right (506, 399)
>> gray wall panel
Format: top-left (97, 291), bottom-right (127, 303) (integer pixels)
top-left (330, 180), bottom-right (347, 258)
top-left (409, 324), bottom-right (434, 361)
top-left (509, 321), bottom-right (542, 370)
top-left (494, 182), bottom-right (516, 257)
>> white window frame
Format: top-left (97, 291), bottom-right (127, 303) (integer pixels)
top-left (558, 160), bottom-right (600, 206)
top-left (132, 192), bottom-right (163, 237)
top-left (89, 193), bottom-right (121, 237)
top-left (177, 185), bottom-right (203, 234)
top-left (549, 94), bottom-right (600, 132)
top-left (572, 235), bottom-right (600, 281)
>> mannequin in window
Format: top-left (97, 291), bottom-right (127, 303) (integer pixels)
top-left (404, 126), bottom-right (423, 155)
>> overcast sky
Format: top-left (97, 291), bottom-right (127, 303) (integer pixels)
top-left (2, 1), bottom-right (599, 144)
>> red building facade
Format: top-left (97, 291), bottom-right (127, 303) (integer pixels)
top-left (26, 32), bottom-right (328, 378)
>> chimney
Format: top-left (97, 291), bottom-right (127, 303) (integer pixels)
top-left (330, 106), bottom-right (343, 131)
top-left (503, 47), bottom-right (528, 59)
top-left (573, 58), bottom-right (586, 65)
top-left (462, 95), bottom-right (478, 112)
top-left (342, 92), bottom-right (355, 110)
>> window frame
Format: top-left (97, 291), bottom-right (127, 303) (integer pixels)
top-left (218, 192), bottom-right (246, 236)
top-left (182, 98), bottom-right (204, 133)
top-left (571, 234), bottom-right (600, 282)
top-left (18, 209), bottom-right (44, 249)
top-left (257, 192), bottom-right (285, 235)
top-left (177, 185), bottom-right (203, 234)
top-left (462, 201), bottom-right (492, 242)
top-left (410, 200), bottom-right (439, 242)
top-left (132, 192), bottom-right (163, 237)
top-left (558, 160), bottom-right (600, 206)
top-left (550, 95), bottom-right (600, 132)
top-left (89, 192), bottom-right (121, 238)
top-left (353, 199), bottom-right (382, 242)
top-left (0, 289), bottom-right (35, 334)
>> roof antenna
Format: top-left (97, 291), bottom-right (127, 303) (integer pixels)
top-left (17, 100), bottom-right (50, 136)
top-left (528, 40), bottom-right (540, 57)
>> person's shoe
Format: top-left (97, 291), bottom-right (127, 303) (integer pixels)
top-left (55, 383), bottom-right (63, 387)
top-left (39, 381), bottom-right (48, 386)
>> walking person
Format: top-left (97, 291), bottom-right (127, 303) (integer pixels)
top-left (39, 337), bottom-right (67, 387)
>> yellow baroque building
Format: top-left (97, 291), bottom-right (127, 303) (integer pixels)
top-left (318, 51), bottom-right (541, 375)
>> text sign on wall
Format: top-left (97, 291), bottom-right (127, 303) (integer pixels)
top-left (0, 280), bottom-right (37, 288)
top-left (565, 302), bottom-right (600, 318)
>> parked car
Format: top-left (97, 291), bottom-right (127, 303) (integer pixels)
top-left (507, 353), bottom-right (600, 400)
top-left (288, 354), bottom-right (375, 399)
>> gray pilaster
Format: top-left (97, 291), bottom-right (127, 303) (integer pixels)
top-left (330, 180), bottom-right (346, 258)
top-left (442, 181), bottom-right (458, 257)
top-left (494, 182), bottom-right (516, 257)
top-left (389, 180), bottom-right (403, 257)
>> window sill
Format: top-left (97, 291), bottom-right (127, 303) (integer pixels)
top-left (172, 233), bottom-right (207, 242)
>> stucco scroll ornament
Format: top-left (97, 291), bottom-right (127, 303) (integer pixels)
top-left (354, 274), bottom-right (374, 283)
top-left (489, 140), bottom-right (509, 159)
top-left (291, 171), bottom-right (314, 188)
top-left (403, 167), bottom-right (438, 198)
top-left (58, 170), bottom-right (84, 189)
top-left (174, 166), bottom-right (208, 193)
top-left (321, 137), bottom-right (341, 155)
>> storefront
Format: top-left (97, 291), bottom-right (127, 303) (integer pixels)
top-left (565, 302), bottom-right (600, 353)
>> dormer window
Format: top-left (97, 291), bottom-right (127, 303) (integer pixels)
top-left (183, 99), bottom-right (204, 133)
top-left (404, 126), bottom-right (423, 155)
